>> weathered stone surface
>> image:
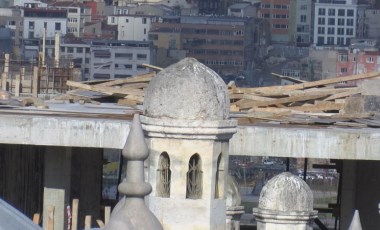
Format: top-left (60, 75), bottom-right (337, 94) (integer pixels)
top-left (359, 78), bottom-right (380, 96)
top-left (344, 95), bottom-right (380, 114)
top-left (144, 57), bottom-right (230, 121)
top-left (258, 172), bottom-right (313, 212)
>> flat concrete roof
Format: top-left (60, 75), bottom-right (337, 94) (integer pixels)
top-left (1, 108), bottom-right (379, 160)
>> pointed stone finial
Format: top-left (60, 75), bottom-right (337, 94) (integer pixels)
top-left (348, 210), bottom-right (362, 230)
top-left (104, 114), bottom-right (163, 230)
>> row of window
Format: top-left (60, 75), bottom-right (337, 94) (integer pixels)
top-left (318, 8), bottom-right (355, 17)
top-left (61, 46), bottom-right (90, 53)
top-left (317, 27), bottom-right (354, 35)
top-left (317, 17), bottom-right (354, 26)
top-left (339, 54), bottom-right (375, 63)
top-left (181, 28), bottom-right (245, 37)
top-left (261, 3), bottom-right (289, 9)
top-left (110, 17), bottom-right (148, 24)
top-left (204, 60), bottom-right (243, 66)
top-left (316, 36), bottom-right (350, 45)
top-left (28, 21), bottom-right (62, 31)
top-left (156, 152), bottom-right (223, 199)
top-left (93, 51), bottom-right (147, 60)
top-left (273, 24), bottom-right (288, 29)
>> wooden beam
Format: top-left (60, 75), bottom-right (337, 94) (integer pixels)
top-left (271, 73), bottom-right (308, 83)
top-left (290, 101), bottom-right (344, 112)
top-left (235, 72), bottom-right (380, 96)
top-left (104, 206), bottom-right (111, 225)
top-left (33, 213), bottom-right (40, 225)
top-left (66, 81), bottom-right (145, 96)
top-left (96, 72), bottom-right (155, 87)
top-left (71, 199), bottom-right (79, 230)
top-left (323, 88), bottom-right (361, 101)
top-left (84, 215), bottom-right (92, 229)
top-left (141, 63), bottom-right (164, 71)
top-left (96, 220), bottom-right (105, 228)
top-left (47, 205), bottom-right (54, 230)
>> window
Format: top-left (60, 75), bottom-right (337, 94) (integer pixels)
top-left (300, 5), bottom-right (307, 10)
top-left (55, 22), bottom-right (61, 31)
top-left (186, 154), bottom-right (202, 199)
top-left (318, 27), bottom-right (325, 34)
top-left (68, 8), bottom-right (78, 13)
top-left (347, 9), bottom-right (354, 16)
top-left (111, 17), bottom-right (115, 23)
top-left (328, 27), bottom-right (335, 35)
top-left (337, 28), bottom-right (344, 35)
top-left (339, 54), bottom-right (348, 62)
top-left (76, 47), bottom-right (83, 53)
top-left (44, 22), bottom-right (47, 29)
top-left (67, 47), bottom-right (74, 53)
top-left (300, 15), bottom-right (306, 22)
top-left (328, 18), bottom-right (335, 25)
top-left (115, 53), bottom-right (133, 59)
top-left (327, 37), bottom-right (334, 45)
top-left (124, 64), bottom-right (133, 69)
top-left (318, 18), bottom-right (325, 25)
top-left (28, 31), bottom-right (34, 38)
top-left (338, 18), bottom-right (345, 26)
top-left (60, 47), bottom-right (65, 52)
top-left (261, 3), bottom-right (270, 8)
top-left (85, 58), bottom-right (89, 63)
top-left (347, 19), bottom-right (354, 26)
top-left (338, 9), bottom-right (345, 16)
top-left (86, 48), bottom-right (90, 53)
top-left (346, 28), bottom-right (353, 35)
top-left (144, 28), bottom-right (146, 35)
top-left (318, 8), bottom-right (326, 15)
top-left (215, 153), bottom-right (224, 199)
top-left (317, 36), bottom-right (324, 45)
top-left (125, 19), bottom-right (129, 23)
top-left (28, 21), bottom-right (34, 30)
top-left (142, 18), bottom-right (147, 24)
top-left (137, 54), bottom-right (147, 60)
top-left (340, 67), bottom-right (347, 73)
top-left (337, 37), bottom-right (345, 45)
top-left (157, 152), bottom-right (171, 198)
top-left (328, 9), bottom-right (335, 16)
top-left (367, 57), bottom-right (374, 63)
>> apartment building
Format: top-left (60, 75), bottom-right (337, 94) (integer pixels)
top-left (365, 8), bottom-right (380, 38)
top-left (50, 1), bottom-right (92, 37)
top-left (295, 0), bottom-right (312, 45)
top-left (23, 8), bottom-right (67, 39)
top-left (89, 40), bottom-right (154, 79)
top-left (149, 16), bottom-right (255, 76)
top-left (313, 0), bottom-right (367, 46)
top-left (107, 14), bottom-right (154, 41)
top-left (0, 7), bottom-right (23, 56)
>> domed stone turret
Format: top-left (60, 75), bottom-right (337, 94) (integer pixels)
top-left (252, 172), bottom-right (317, 230)
top-left (258, 172), bottom-right (313, 212)
top-left (144, 57), bottom-right (230, 121)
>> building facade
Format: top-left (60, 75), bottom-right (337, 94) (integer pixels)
top-left (364, 8), bottom-right (380, 38)
top-left (89, 40), bottom-right (155, 79)
top-left (295, 0), bottom-right (312, 45)
top-left (313, 0), bottom-right (367, 46)
top-left (107, 14), bottom-right (154, 41)
top-left (258, 0), bottom-right (297, 43)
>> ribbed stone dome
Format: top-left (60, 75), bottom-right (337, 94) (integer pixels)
top-left (258, 172), bottom-right (313, 212)
top-left (144, 58), bottom-right (230, 120)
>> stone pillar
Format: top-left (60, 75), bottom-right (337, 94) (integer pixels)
top-left (141, 58), bottom-right (237, 230)
top-left (252, 172), bottom-right (317, 230)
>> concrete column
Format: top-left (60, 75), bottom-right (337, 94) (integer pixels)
top-left (340, 160), bottom-right (357, 230)
top-left (43, 146), bottom-right (72, 230)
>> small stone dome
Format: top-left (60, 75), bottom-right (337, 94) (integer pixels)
top-left (258, 172), bottom-right (313, 212)
top-left (144, 58), bottom-right (230, 120)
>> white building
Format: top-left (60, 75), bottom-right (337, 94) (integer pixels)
top-left (295, 0), bottom-right (312, 45)
top-left (23, 8), bottom-right (67, 39)
top-left (50, 1), bottom-right (92, 38)
top-left (11, 0), bottom-right (47, 8)
top-left (108, 14), bottom-right (154, 41)
top-left (313, 0), bottom-right (367, 46)
top-left (89, 40), bottom-right (155, 79)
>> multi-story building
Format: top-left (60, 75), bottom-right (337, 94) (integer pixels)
top-left (50, 1), bottom-right (92, 38)
top-left (0, 7), bottom-right (23, 57)
top-left (313, 0), bottom-right (367, 46)
top-left (89, 40), bottom-right (155, 79)
top-left (23, 8), bottom-right (67, 39)
top-left (227, 2), bottom-right (257, 18)
top-left (258, 0), bottom-right (297, 43)
top-left (149, 15), bottom-right (255, 77)
top-left (295, 0), bottom-right (312, 45)
top-left (364, 8), bottom-right (380, 38)
top-left (107, 14), bottom-right (154, 41)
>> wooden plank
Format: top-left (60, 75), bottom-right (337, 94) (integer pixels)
top-left (66, 80), bottom-right (145, 96)
top-left (96, 73), bottom-right (154, 87)
top-left (323, 88), bottom-right (361, 101)
top-left (235, 72), bottom-right (380, 96)
top-left (229, 93), bottom-right (273, 101)
top-left (236, 93), bottom-right (331, 110)
top-left (121, 82), bottom-right (148, 89)
top-left (33, 213), bottom-right (40, 225)
top-left (141, 63), bottom-right (164, 71)
top-left (85, 215), bottom-right (92, 229)
top-left (71, 199), bottom-right (79, 230)
top-left (290, 101), bottom-right (344, 112)
top-left (271, 72), bottom-right (308, 83)
top-left (104, 206), bottom-right (111, 225)
top-left (47, 205), bottom-right (54, 230)
top-left (32, 67), bottom-right (39, 97)
top-left (1, 73), bottom-right (7, 91)
top-left (96, 220), bottom-right (105, 228)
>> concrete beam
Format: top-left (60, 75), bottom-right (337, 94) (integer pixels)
top-left (0, 114), bottom-right (380, 160)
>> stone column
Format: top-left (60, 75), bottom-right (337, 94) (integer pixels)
top-left (252, 172), bottom-right (317, 230)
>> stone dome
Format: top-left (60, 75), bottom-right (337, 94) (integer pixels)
top-left (144, 58), bottom-right (230, 120)
top-left (258, 172), bottom-right (313, 212)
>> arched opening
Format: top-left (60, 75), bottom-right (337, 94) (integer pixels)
top-left (156, 152), bottom-right (171, 197)
top-left (186, 154), bottom-right (202, 199)
top-left (215, 153), bottom-right (224, 199)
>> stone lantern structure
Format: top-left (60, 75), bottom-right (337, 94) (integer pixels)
top-left (141, 58), bottom-right (237, 230)
top-left (252, 172), bottom-right (318, 230)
